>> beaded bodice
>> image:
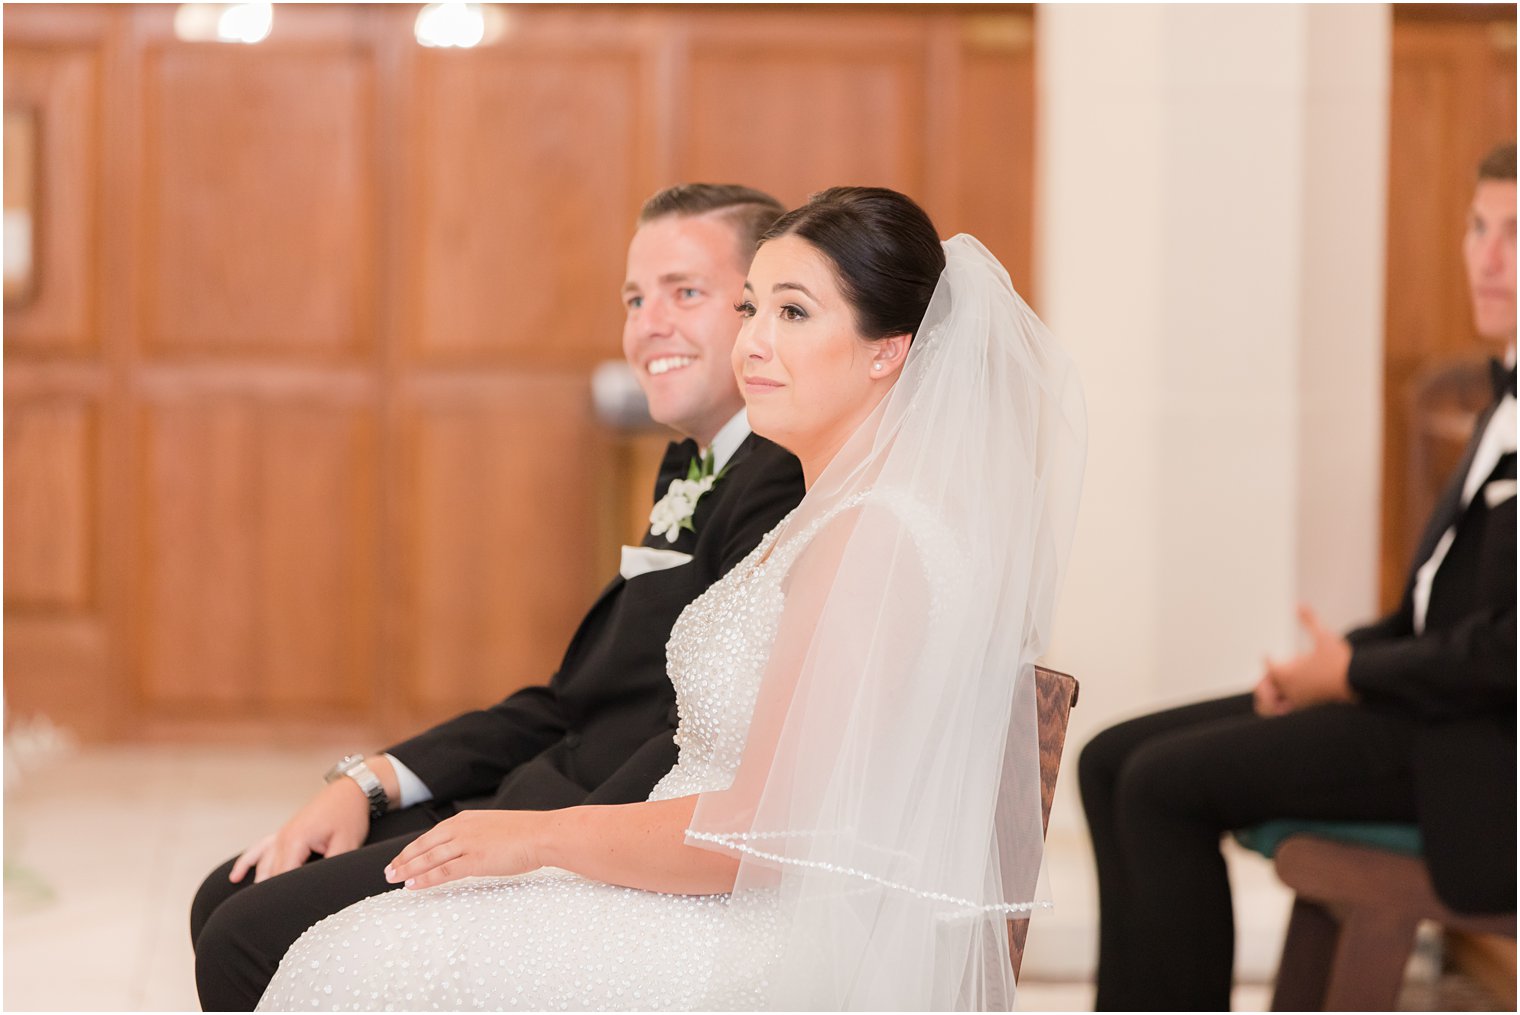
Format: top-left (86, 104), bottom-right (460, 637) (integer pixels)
top-left (646, 489), bottom-right (961, 804)
top-left (647, 512), bottom-right (796, 801)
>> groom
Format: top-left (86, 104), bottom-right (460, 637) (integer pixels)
top-left (190, 184), bottom-right (804, 1010)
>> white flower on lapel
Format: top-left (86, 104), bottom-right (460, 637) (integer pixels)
top-left (649, 451), bottom-right (724, 543)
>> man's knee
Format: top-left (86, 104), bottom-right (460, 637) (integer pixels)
top-left (194, 883), bottom-right (284, 1011)
top-left (1113, 736), bottom-right (1213, 822)
top-left (191, 856), bottom-right (244, 948)
top-left (1080, 716), bottom-right (1150, 804)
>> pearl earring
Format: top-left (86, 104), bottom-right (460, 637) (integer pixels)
top-left (873, 362), bottom-right (884, 371)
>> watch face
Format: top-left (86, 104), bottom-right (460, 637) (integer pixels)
top-left (326, 753), bottom-right (364, 782)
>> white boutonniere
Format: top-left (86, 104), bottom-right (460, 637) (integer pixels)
top-left (649, 450), bottom-right (727, 543)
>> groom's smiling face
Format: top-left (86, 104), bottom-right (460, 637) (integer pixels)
top-left (622, 213), bottom-right (749, 447)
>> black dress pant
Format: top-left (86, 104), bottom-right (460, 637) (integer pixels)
top-left (1077, 694), bottom-right (1420, 1011)
top-left (190, 802), bottom-right (458, 1011)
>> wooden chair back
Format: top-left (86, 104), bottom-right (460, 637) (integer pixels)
top-left (1008, 665), bottom-right (1080, 980)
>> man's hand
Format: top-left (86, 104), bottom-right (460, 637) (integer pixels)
top-left (1256, 604), bottom-right (1355, 716)
top-left (230, 776), bottom-right (371, 885)
top-left (384, 810), bottom-right (548, 891)
top-left (1252, 670), bottom-right (1293, 717)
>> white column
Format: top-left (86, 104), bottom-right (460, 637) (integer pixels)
top-left (1030, 3), bottom-right (1390, 984)
top-left (1296, 6), bottom-right (1389, 634)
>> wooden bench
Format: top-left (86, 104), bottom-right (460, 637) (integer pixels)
top-left (1261, 831), bottom-right (1516, 1010)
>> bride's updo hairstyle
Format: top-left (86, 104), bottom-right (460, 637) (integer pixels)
top-left (759, 187), bottom-right (946, 342)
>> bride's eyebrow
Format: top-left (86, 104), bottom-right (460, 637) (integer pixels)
top-left (772, 282), bottom-right (817, 301)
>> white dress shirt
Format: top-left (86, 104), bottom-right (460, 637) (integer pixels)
top-left (389, 409), bottom-right (754, 809)
top-left (1411, 347), bottom-right (1516, 634)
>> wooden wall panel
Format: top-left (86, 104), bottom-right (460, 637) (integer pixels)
top-left (4, 399), bottom-right (96, 610)
top-left (405, 378), bottom-right (606, 719)
top-left (680, 16), bottom-right (927, 207)
top-left (139, 396), bottom-right (377, 712)
top-left (4, 618), bottom-right (117, 739)
top-left (941, 18), bottom-right (1037, 298)
top-left (4, 4), bottom-right (1040, 740)
top-left (2, 45), bottom-right (99, 354)
top-left (139, 398), bottom-right (259, 705)
top-left (142, 45), bottom-right (374, 357)
top-left (413, 47), bottom-right (646, 368)
top-left (259, 405), bottom-right (379, 709)
top-left (1381, 12), bottom-right (1516, 607)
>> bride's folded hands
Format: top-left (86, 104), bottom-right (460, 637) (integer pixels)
top-left (383, 795), bottom-right (739, 895)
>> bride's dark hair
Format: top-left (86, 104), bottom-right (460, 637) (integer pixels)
top-left (760, 187), bottom-right (945, 341)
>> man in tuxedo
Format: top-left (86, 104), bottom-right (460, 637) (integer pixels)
top-left (190, 184), bottom-right (805, 1010)
top-left (1079, 144), bottom-right (1516, 1010)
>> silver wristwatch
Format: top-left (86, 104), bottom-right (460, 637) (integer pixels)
top-left (324, 753), bottom-right (389, 821)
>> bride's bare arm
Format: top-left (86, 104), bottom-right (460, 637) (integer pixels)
top-left (386, 515), bottom-right (867, 897)
top-left (383, 796), bottom-right (739, 895)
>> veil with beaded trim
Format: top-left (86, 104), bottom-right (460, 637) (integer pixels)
top-left (686, 233), bottom-right (1086, 1010)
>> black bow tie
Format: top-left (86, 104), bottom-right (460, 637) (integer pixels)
top-left (1490, 357), bottom-right (1517, 401)
top-left (656, 438), bottom-right (700, 497)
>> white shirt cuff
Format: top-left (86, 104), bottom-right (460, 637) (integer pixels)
top-left (384, 753), bottom-right (433, 809)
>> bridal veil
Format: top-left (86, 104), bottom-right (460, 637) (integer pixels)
top-left (688, 234), bottom-right (1087, 1009)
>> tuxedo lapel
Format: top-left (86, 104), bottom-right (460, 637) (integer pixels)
top-left (633, 432), bottom-right (764, 557)
top-left (579, 442), bottom-right (704, 614)
top-left (555, 431), bottom-right (777, 691)
top-left (653, 438), bottom-right (700, 502)
top-left (1407, 398), bottom-right (1501, 576)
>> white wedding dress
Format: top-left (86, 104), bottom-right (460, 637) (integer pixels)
top-left (259, 504), bottom-right (859, 1012)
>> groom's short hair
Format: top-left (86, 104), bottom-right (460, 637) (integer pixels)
top-left (638, 183), bottom-right (785, 265)
top-left (1478, 142), bottom-right (1516, 182)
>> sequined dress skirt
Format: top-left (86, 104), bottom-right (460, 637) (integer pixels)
top-left (256, 867), bottom-right (781, 1011)
top-left (258, 524), bottom-right (795, 1012)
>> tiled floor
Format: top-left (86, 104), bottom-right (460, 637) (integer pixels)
top-left (4, 740), bottom-right (345, 1012)
top-left (4, 741), bottom-right (1285, 1012)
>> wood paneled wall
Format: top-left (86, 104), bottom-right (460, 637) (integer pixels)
top-left (3, 3), bottom-right (1036, 741)
top-left (1382, 8), bottom-right (1516, 609)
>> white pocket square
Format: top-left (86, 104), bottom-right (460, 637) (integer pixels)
top-left (620, 545), bottom-right (693, 581)
top-left (1485, 479), bottom-right (1517, 509)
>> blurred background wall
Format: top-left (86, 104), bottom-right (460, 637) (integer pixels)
top-left (4, 2), bottom-right (1041, 744)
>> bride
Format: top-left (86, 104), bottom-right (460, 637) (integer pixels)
top-left (258, 187), bottom-right (1085, 1012)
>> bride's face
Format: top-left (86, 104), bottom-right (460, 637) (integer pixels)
top-left (733, 235), bottom-right (907, 477)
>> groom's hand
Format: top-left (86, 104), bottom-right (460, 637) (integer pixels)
top-left (230, 777), bottom-right (371, 884)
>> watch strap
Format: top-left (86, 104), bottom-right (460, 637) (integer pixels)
top-left (325, 754), bottom-right (389, 821)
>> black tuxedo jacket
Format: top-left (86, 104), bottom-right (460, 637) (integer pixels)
top-left (1346, 395), bottom-right (1515, 914)
top-left (386, 433), bottom-right (805, 812)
